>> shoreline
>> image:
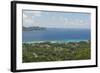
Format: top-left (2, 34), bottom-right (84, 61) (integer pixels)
top-left (22, 40), bottom-right (90, 44)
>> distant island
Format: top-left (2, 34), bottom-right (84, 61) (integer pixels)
top-left (23, 26), bottom-right (46, 31)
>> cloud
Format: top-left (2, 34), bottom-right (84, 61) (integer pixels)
top-left (22, 10), bottom-right (90, 29)
top-left (63, 17), bottom-right (90, 29)
top-left (23, 13), bottom-right (28, 19)
top-left (23, 10), bottom-right (42, 27)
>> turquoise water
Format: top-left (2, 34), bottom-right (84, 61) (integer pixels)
top-left (22, 28), bottom-right (90, 42)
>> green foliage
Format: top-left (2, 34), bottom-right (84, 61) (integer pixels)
top-left (22, 41), bottom-right (91, 63)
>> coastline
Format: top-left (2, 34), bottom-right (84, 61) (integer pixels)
top-left (22, 39), bottom-right (91, 62)
top-left (22, 40), bottom-right (90, 44)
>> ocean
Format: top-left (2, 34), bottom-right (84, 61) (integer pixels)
top-left (22, 28), bottom-right (90, 42)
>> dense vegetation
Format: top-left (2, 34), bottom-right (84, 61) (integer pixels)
top-left (22, 41), bottom-right (91, 63)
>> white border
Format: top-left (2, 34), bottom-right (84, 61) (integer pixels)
top-left (16, 4), bottom-right (96, 70)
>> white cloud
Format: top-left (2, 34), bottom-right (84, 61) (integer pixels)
top-left (64, 18), bottom-right (90, 28)
top-left (23, 13), bottom-right (28, 19)
top-left (23, 11), bottom-right (42, 27)
top-left (23, 10), bottom-right (90, 29)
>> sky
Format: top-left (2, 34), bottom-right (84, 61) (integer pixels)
top-left (23, 10), bottom-right (91, 29)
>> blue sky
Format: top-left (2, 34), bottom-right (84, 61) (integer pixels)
top-left (23, 10), bottom-right (91, 29)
